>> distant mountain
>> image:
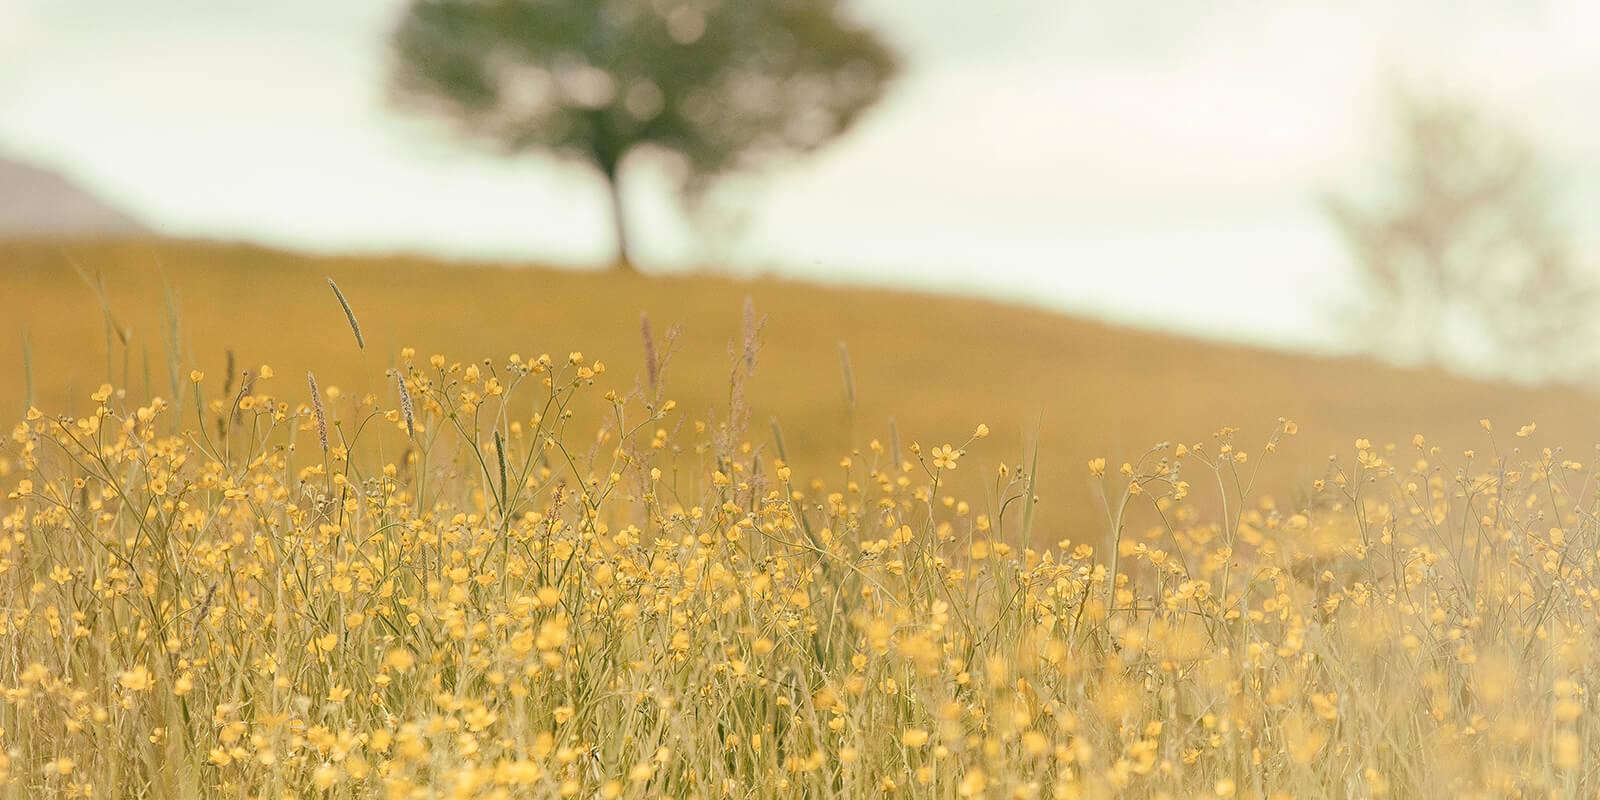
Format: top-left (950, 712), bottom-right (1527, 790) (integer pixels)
top-left (0, 156), bottom-right (145, 236)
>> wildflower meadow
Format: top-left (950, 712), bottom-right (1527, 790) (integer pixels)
top-left (3, 276), bottom-right (1598, 799)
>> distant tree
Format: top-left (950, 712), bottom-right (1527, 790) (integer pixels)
top-left (1323, 91), bottom-right (1598, 382)
top-left (389, 0), bottom-right (898, 271)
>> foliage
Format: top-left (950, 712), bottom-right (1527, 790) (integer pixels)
top-left (388, 0), bottom-right (898, 268)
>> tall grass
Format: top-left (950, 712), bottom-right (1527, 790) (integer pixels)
top-left (0, 290), bottom-right (1596, 797)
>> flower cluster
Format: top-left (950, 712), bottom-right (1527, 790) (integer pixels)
top-left (0, 349), bottom-right (1594, 798)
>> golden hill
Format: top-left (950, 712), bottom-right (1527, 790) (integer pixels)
top-left (4, 238), bottom-right (1595, 538)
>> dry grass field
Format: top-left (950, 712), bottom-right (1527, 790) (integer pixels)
top-left (4, 238), bottom-right (1600, 797)
top-left (5, 238), bottom-right (1599, 537)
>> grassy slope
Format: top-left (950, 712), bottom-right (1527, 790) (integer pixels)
top-left (4, 238), bottom-right (1596, 537)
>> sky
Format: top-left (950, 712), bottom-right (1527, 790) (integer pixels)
top-left (2, 0), bottom-right (1598, 353)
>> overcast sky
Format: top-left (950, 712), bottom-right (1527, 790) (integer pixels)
top-left (3, 1), bottom-right (1598, 351)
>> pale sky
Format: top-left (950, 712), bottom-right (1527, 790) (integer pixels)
top-left (3, 1), bottom-right (1598, 352)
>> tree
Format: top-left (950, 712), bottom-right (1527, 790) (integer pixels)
top-left (388, 0), bottom-right (898, 271)
top-left (1323, 90), bottom-right (1598, 382)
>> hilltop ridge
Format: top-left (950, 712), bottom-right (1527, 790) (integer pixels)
top-left (0, 156), bottom-right (145, 237)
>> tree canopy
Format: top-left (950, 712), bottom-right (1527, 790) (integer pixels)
top-left (389, 0), bottom-right (899, 269)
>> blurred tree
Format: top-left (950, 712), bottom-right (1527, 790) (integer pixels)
top-left (389, 0), bottom-right (898, 271)
top-left (1324, 91), bottom-right (1598, 382)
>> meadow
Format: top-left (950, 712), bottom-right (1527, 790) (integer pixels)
top-left (6, 238), bottom-right (1600, 537)
top-left (2, 239), bottom-right (1600, 797)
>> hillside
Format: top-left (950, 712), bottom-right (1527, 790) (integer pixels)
top-left (4, 237), bottom-right (1596, 538)
top-left (0, 156), bottom-right (146, 236)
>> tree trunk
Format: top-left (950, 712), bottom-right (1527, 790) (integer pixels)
top-left (603, 168), bottom-right (635, 273)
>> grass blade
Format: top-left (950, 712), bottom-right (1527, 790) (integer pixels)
top-left (328, 278), bottom-right (365, 349)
